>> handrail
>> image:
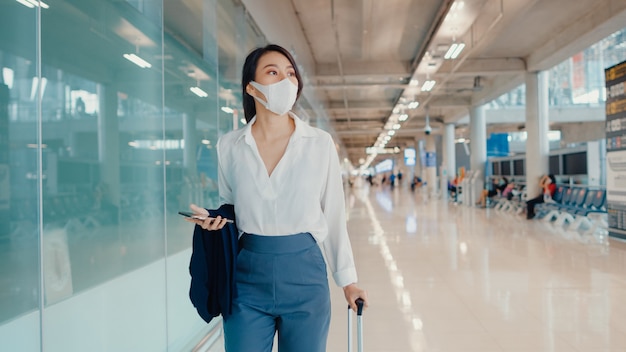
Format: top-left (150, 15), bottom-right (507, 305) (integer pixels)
top-left (191, 318), bottom-right (223, 352)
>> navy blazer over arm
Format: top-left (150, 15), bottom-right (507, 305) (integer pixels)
top-left (188, 204), bottom-right (238, 324)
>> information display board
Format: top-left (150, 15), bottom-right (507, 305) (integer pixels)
top-left (605, 60), bottom-right (626, 240)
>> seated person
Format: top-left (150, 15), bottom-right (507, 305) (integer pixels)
top-left (501, 181), bottom-right (515, 200)
top-left (448, 176), bottom-right (460, 197)
top-left (477, 177), bottom-right (509, 207)
top-left (526, 174), bottom-right (556, 219)
top-left (410, 176), bottom-right (423, 191)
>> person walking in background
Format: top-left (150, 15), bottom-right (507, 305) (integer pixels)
top-left (526, 174), bottom-right (556, 219)
top-left (185, 44), bottom-right (368, 352)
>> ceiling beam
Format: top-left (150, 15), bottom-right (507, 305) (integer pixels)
top-left (428, 96), bottom-right (472, 107)
top-left (434, 58), bottom-right (526, 77)
top-left (315, 60), bottom-right (411, 79)
top-left (313, 82), bottom-right (408, 89)
top-left (325, 100), bottom-right (392, 110)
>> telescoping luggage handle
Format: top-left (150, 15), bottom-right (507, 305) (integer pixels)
top-left (348, 298), bottom-right (365, 352)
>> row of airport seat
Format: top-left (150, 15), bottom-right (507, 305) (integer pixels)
top-left (535, 186), bottom-right (607, 232)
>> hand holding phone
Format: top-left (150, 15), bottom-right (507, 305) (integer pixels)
top-left (178, 211), bottom-right (234, 223)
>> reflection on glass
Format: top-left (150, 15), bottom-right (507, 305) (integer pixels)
top-left (1, 3), bottom-right (40, 345)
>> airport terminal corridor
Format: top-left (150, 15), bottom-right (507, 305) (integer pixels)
top-left (326, 184), bottom-right (626, 352)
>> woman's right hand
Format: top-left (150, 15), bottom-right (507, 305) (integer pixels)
top-left (184, 204), bottom-right (229, 231)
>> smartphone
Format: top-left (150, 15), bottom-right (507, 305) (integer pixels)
top-left (178, 211), bottom-right (234, 223)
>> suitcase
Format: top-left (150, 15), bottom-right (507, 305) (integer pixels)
top-left (347, 298), bottom-right (365, 352)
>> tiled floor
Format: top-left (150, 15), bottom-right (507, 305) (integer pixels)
top-left (325, 184), bottom-right (626, 352)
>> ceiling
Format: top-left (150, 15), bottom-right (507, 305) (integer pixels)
top-left (238, 0), bottom-right (626, 167)
top-left (2, 0), bottom-right (624, 168)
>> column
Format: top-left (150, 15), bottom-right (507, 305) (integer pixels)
top-left (414, 137), bottom-right (423, 181)
top-left (97, 84), bottom-right (120, 208)
top-left (587, 140), bottom-right (601, 187)
top-left (470, 105), bottom-right (487, 202)
top-left (525, 71), bottom-right (550, 197)
top-left (443, 123), bottom-right (456, 181)
top-left (425, 134), bottom-right (437, 196)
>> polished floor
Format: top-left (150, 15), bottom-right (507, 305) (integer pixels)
top-left (323, 183), bottom-right (626, 352)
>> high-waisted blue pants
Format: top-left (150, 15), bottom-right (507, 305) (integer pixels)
top-left (223, 233), bottom-right (331, 352)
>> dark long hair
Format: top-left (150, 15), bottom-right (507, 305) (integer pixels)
top-left (241, 44), bottom-right (303, 122)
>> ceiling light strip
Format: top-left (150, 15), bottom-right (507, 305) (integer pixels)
top-left (123, 53), bottom-right (152, 68)
top-left (190, 87), bottom-right (208, 98)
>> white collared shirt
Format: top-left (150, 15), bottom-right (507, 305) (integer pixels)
top-left (216, 113), bottom-right (357, 287)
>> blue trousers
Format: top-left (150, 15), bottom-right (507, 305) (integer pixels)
top-left (223, 233), bottom-right (331, 352)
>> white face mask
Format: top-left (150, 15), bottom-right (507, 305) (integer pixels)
top-left (249, 78), bottom-right (298, 116)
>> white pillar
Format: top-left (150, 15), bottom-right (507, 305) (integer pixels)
top-left (525, 71), bottom-right (550, 197)
top-left (443, 123), bottom-right (456, 181)
top-left (414, 137), bottom-right (423, 180)
top-left (470, 105), bottom-right (486, 194)
top-left (587, 140), bottom-right (601, 187)
top-left (425, 134), bottom-right (437, 196)
top-left (97, 84), bottom-right (120, 208)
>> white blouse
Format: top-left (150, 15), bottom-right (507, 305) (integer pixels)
top-left (216, 113), bottom-right (357, 287)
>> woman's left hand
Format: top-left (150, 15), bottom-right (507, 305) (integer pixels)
top-left (343, 283), bottom-right (368, 312)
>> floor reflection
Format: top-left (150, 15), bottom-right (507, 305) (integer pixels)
top-left (326, 183), bottom-right (626, 351)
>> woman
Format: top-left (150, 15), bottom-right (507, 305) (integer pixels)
top-left (476, 177), bottom-right (508, 207)
top-left (186, 44), bottom-right (368, 352)
top-left (526, 174), bottom-right (556, 219)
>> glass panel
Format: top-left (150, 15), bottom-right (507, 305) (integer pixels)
top-left (549, 26), bottom-right (626, 106)
top-left (39, 1), bottom-right (167, 350)
top-left (162, 0), bottom-right (223, 348)
top-left (0, 1), bottom-right (41, 350)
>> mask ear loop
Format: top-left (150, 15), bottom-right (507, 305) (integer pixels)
top-left (248, 82), bottom-right (270, 109)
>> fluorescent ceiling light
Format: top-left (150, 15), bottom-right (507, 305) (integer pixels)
top-left (387, 130), bottom-right (396, 136)
top-left (392, 124), bottom-right (401, 130)
top-left (27, 0), bottom-right (49, 8)
top-left (408, 101), bottom-right (419, 109)
top-left (444, 43), bottom-right (465, 59)
top-left (240, 118), bottom-right (247, 125)
top-left (451, 43), bottom-right (465, 59)
top-left (399, 114), bottom-right (409, 121)
top-left (123, 53), bottom-right (152, 68)
top-left (201, 139), bottom-right (211, 145)
top-left (16, 0), bottom-right (48, 8)
top-left (190, 86), bottom-right (208, 98)
top-left (221, 106), bottom-right (234, 113)
top-left (409, 79), bottom-right (419, 86)
top-left (16, 0), bottom-right (34, 8)
top-left (421, 80), bottom-right (436, 92)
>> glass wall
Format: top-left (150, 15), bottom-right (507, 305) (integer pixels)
top-left (487, 26), bottom-right (626, 110)
top-left (0, 1), bottom-right (39, 350)
top-left (0, 0), bottom-right (332, 350)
